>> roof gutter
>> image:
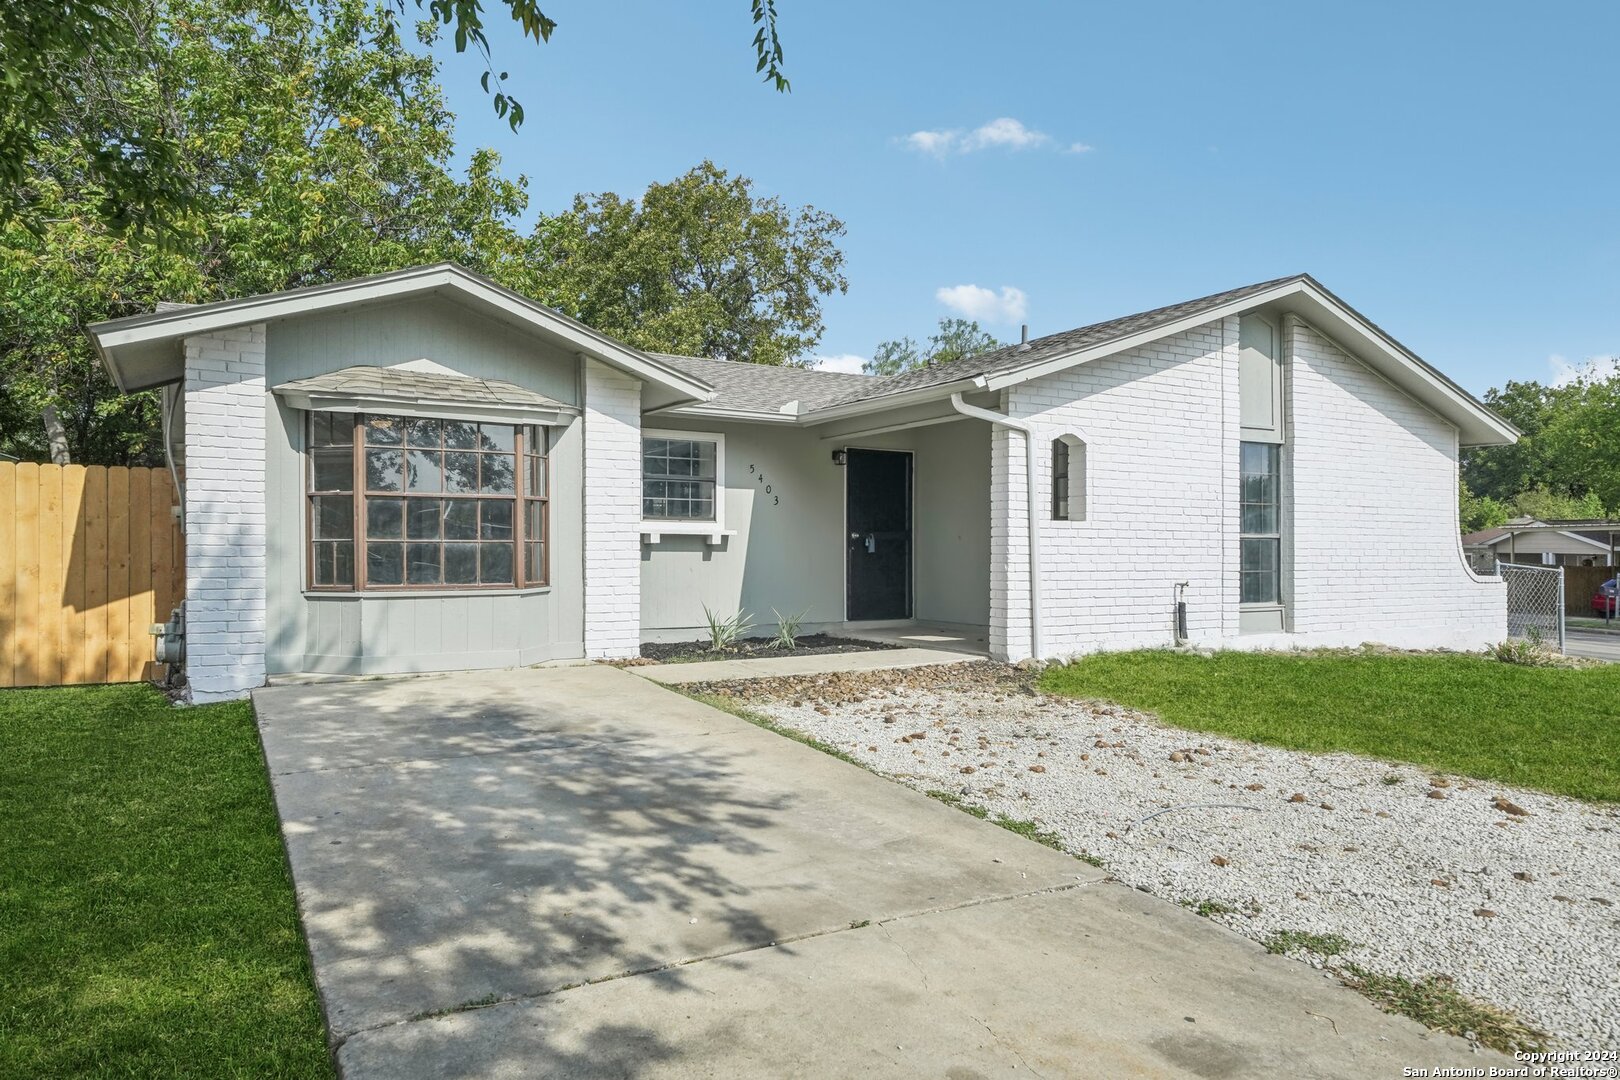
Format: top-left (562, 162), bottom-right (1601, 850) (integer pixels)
top-left (949, 392), bottom-right (1042, 661)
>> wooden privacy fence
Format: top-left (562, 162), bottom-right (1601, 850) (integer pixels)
top-left (1564, 564), bottom-right (1615, 616)
top-left (0, 462), bottom-right (183, 687)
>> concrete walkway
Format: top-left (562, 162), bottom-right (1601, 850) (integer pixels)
top-left (255, 666), bottom-right (1504, 1079)
top-left (631, 645), bottom-right (977, 685)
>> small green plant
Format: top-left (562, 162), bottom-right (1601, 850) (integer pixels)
top-left (1336, 964), bottom-right (1547, 1054)
top-left (770, 608), bottom-right (808, 649)
top-left (1191, 899), bottom-right (1236, 918)
top-left (1381, 773), bottom-right (1402, 786)
top-left (990, 813), bottom-right (1066, 851)
top-left (1074, 850), bottom-right (1106, 868)
top-left (702, 604), bottom-right (754, 651)
top-left (1263, 929), bottom-right (1355, 957)
top-left (925, 789), bottom-right (989, 819)
top-left (1486, 635), bottom-right (1565, 667)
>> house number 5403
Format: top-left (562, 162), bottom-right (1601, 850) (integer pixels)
top-left (748, 464), bottom-right (780, 505)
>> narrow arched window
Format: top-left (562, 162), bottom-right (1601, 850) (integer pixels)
top-left (1052, 435), bottom-right (1086, 521)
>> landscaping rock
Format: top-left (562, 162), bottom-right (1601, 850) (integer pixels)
top-left (696, 660), bottom-right (1620, 1051)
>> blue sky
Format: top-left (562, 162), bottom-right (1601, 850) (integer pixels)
top-left (436, 0), bottom-right (1617, 394)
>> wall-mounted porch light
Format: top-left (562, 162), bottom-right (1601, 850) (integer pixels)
top-left (831, 449), bottom-right (847, 466)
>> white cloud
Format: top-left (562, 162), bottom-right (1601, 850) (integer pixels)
top-left (811, 353), bottom-right (869, 375)
top-left (1549, 353), bottom-right (1620, 387)
top-left (961, 117), bottom-right (1049, 152)
top-left (899, 117), bottom-right (1085, 157)
top-left (936, 284), bottom-right (1028, 324)
top-left (902, 129), bottom-right (959, 157)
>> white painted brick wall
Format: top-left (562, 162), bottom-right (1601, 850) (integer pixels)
top-left (1279, 318), bottom-right (1505, 649)
top-left (990, 315), bottom-right (1503, 658)
top-left (182, 323), bottom-right (268, 702)
top-left (582, 359), bottom-right (642, 657)
top-left (988, 415), bottom-right (1031, 660)
top-left (1001, 320), bottom-right (1238, 657)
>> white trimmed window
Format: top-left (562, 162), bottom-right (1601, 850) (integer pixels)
top-left (1052, 435), bottom-right (1086, 521)
top-left (640, 429), bottom-right (727, 537)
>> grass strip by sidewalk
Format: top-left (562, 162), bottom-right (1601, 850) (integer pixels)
top-left (0, 684), bottom-right (333, 1079)
top-left (1040, 649), bottom-right (1620, 802)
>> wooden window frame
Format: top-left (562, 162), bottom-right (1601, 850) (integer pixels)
top-left (304, 412), bottom-right (550, 594)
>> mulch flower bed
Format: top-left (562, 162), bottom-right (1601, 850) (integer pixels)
top-left (638, 634), bottom-right (901, 664)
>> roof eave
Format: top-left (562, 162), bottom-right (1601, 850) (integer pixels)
top-left (800, 378), bottom-right (984, 424)
top-left (86, 263), bottom-right (716, 405)
top-left (972, 277), bottom-right (1516, 448)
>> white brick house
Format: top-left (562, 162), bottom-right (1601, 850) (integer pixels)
top-left (88, 266), bottom-right (1513, 700)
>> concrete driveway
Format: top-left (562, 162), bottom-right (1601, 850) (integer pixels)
top-left (255, 666), bottom-right (1500, 1079)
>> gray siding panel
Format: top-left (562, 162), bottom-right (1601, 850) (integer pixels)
top-left (264, 296), bottom-right (584, 675)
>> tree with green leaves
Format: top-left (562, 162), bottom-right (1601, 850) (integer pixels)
top-left (1462, 366), bottom-right (1620, 520)
top-left (865, 318), bottom-right (1003, 376)
top-left (0, 0), bottom-right (789, 237)
top-left (529, 162), bottom-right (848, 366)
top-left (0, 0), bottom-right (534, 463)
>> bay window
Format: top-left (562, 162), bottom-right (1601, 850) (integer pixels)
top-left (307, 412), bottom-right (548, 591)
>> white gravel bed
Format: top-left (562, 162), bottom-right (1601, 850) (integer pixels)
top-left (731, 677), bottom-right (1620, 1049)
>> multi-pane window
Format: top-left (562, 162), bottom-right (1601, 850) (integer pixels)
top-left (307, 413), bottom-right (548, 591)
top-left (1239, 441), bottom-right (1281, 605)
top-left (642, 436), bottom-right (717, 520)
top-left (1051, 436), bottom-right (1085, 521)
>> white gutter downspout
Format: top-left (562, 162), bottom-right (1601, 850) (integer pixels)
top-left (160, 383), bottom-right (184, 528)
top-left (949, 392), bottom-right (1041, 660)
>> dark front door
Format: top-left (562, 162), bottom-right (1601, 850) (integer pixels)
top-left (845, 448), bottom-right (913, 621)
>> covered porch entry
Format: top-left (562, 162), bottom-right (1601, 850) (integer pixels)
top-left (638, 412), bottom-right (993, 651)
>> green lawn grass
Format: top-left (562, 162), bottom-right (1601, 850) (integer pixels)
top-left (1038, 650), bottom-right (1620, 802)
top-left (0, 684), bottom-right (333, 1079)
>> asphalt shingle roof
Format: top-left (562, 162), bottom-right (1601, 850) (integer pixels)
top-left (653, 275), bottom-right (1307, 415)
top-left (275, 365), bottom-right (571, 411)
top-left (816, 274), bottom-right (1306, 408)
top-left (651, 353), bottom-right (879, 414)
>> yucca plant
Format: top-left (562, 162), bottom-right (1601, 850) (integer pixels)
top-left (770, 608), bottom-right (808, 649)
top-left (702, 604), bottom-right (754, 651)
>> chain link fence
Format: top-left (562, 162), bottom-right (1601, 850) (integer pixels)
top-left (1497, 562), bottom-right (1565, 652)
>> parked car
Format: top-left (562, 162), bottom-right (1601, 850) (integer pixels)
top-left (1594, 579), bottom-right (1618, 617)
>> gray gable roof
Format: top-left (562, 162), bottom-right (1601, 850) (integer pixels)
top-left (651, 353), bottom-right (878, 414)
top-left (814, 274), bottom-right (1304, 408)
top-left (652, 275), bottom-right (1302, 415)
top-left (274, 365), bottom-right (571, 411)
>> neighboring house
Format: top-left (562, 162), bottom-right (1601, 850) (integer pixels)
top-left (88, 265), bottom-right (1515, 702)
top-left (1463, 518), bottom-right (1620, 570)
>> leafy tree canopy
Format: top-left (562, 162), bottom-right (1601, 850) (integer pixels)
top-left (529, 162), bottom-right (848, 366)
top-left (1463, 364), bottom-right (1620, 523)
top-left (0, 0), bottom-right (534, 464)
top-left (0, 0), bottom-right (789, 237)
top-left (0, 1), bottom-right (840, 464)
top-left (865, 318), bottom-right (1003, 376)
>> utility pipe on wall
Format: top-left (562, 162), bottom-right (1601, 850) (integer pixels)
top-left (949, 392), bottom-right (1042, 660)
